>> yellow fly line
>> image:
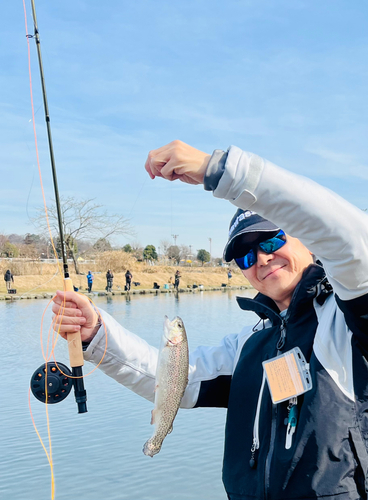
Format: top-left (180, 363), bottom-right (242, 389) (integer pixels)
top-left (22, 1), bottom-right (108, 498)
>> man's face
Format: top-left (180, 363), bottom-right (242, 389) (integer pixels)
top-left (240, 234), bottom-right (313, 311)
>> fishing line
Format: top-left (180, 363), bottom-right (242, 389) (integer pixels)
top-left (18, 269), bottom-right (60, 298)
top-left (127, 177), bottom-right (148, 219)
top-left (22, 0), bottom-right (61, 276)
top-left (25, 169), bottom-right (36, 222)
top-left (36, 296), bottom-right (107, 378)
top-left (22, 2), bottom-right (108, 499)
top-left (170, 181), bottom-right (173, 238)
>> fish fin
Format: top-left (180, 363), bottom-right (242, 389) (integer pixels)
top-left (151, 409), bottom-right (156, 425)
top-left (154, 384), bottom-right (159, 392)
top-left (168, 425), bottom-right (173, 434)
top-left (143, 438), bottom-right (161, 457)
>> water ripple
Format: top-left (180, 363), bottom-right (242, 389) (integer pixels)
top-left (0, 290), bottom-right (256, 500)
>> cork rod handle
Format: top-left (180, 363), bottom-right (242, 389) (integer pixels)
top-left (64, 278), bottom-right (84, 367)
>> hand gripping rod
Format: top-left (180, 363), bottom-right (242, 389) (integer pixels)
top-left (29, 0), bottom-right (87, 413)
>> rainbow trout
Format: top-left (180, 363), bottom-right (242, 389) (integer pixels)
top-left (143, 316), bottom-right (189, 457)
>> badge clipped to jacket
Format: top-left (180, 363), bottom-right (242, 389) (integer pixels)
top-left (262, 347), bottom-right (312, 404)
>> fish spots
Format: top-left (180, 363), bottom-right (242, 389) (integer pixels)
top-left (143, 316), bottom-right (189, 457)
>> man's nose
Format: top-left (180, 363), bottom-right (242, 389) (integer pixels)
top-left (256, 249), bottom-right (274, 266)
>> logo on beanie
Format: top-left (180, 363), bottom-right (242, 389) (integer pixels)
top-left (229, 211), bottom-right (256, 237)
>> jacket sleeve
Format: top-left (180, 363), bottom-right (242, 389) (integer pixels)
top-left (84, 309), bottom-right (242, 408)
top-left (212, 146), bottom-right (368, 337)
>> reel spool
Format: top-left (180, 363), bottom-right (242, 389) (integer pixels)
top-left (30, 362), bottom-right (73, 404)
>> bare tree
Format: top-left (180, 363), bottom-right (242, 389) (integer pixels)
top-left (0, 234), bottom-right (8, 251)
top-left (167, 245), bottom-right (181, 265)
top-left (131, 240), bottom-right (144, 261)
top-left (179, 244), bottom-right (190, 263)
top-left (32, 197), bottom-right (133, 273)
top-left (160, 239), bottom-right (171, 257)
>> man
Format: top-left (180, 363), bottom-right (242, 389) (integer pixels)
top-left (53, 141), bottom-right (368, 500)
top-left (174, 269), bottom-right (181, 290)
top-left (106, 269), bottom-right (114, 292)
top-left (4, 269), bottom-right (14, 291)
top-left (86, 270), bottom-right (93, 293)
top-left (125, 269), bottom-right (132, 291)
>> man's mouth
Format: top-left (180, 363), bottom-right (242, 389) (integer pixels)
top-left (262, 265), bottom-right (286, 280)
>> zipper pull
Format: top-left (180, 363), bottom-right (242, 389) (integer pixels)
top-left (249, 438), bottom-right (257, 469)
top-left (276, 319), bottom-right (286, 350)
top-left (285, 401), bottom-right (298, 450)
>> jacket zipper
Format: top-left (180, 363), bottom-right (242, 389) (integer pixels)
top-left (250, 372), bottom-right (267, 468)
top-left (276, 319), bottom-right (286, 350)
top-left (264, 318), bottom-right (287, 500)
top-left (264, 402), bottom-right (278, 500)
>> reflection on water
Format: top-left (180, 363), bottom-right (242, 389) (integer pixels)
top-left (0, 289), bottom-right (256, 500)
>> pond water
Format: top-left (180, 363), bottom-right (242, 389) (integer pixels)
top-left (0, 289), bottom-right (257, 500)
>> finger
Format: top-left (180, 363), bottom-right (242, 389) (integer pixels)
top-left (52, 314), bottom-right (86, 328)
top-left (52, 312), bottom-right (86, 324)
top-left (52, 303), bottom-right (83, 316)
top-left (55, 325), bottom-right (82, 339)
top-left (52, 296), bottom-right (76, 308)
top-left (55, 290), bottom-right (88, 305)
top-left (146, 145), bottom-right (178, 178)
top-left (146, 154), bottom-right (165, 179)
top-left (160, 158), bottom-right (181, 181)
top-left (144, 157), bottom-right (155, 179)
top-left (53, 291), bottom-right (79, 308)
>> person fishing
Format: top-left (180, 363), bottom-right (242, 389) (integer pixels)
top-left (4, 269), bottom-right (14, 291)
top-left (86, 270), bottom-right (94, 293)
top-left (106, 269), bottom-right (114, 292)
top-left (52, 140), bottom-right (368, 500)
top-left (174, 269), bottom-right (181, 290)
top-left (125, 269), bottom-right (132, 291)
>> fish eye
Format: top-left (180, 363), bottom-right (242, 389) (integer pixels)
top-left (177, 322), bottom-right (182, 328)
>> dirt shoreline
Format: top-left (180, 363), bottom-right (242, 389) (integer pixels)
top-left (0, 284), bottom-right (253, 301)
top-left (1, 266), bottom-right (252, 300)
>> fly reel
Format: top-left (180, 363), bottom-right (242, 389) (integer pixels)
top-left (30, 362), bottom-right (73, 404)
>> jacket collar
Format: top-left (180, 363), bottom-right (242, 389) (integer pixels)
top-left (236, 262), bottom-right (330, 326)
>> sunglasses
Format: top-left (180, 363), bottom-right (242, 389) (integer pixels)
top-left (234, 230), bottom-right (287, 270)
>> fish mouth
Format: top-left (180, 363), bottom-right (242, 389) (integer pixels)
top-left (163, 315), bottom-right (171, 338)
top-left (163, 315), bottom-right (183, 345)
top-left (163, 315), bottom-right (174, 342)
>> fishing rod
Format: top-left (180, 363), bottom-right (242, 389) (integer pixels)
top-left (28, 0), bottom-right (87, 414)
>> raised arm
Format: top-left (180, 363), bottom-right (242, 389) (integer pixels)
top-left (144, 140), bottom-right (368, 301)
top-left (209, 146), bottom-right (368, 301)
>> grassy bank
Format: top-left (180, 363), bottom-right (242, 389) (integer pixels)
top-left (1, 263), bottom-right (250, 296)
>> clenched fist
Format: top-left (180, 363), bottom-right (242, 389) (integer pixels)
top-left (145, 140), bottom-right (210, 185)
top-left (52, 291), bottom-right (100, 343)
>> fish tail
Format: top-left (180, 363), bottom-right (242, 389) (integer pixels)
top-left (143, 437), bottom-right (161, 457)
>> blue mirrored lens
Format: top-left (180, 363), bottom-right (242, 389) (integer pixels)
top-left (259, 230), bottom-right (286, 254)
top-left (234, 230), bottom-right (286, 270)
top-left (243, 249), bottom-right (257, 269)
top-left (235, 248), bottom-right (257, 270)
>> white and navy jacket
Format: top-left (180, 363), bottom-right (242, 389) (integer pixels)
top-left (85, 147), bottom-right (368, 500)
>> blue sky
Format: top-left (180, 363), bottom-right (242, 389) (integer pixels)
top-left (1, 0), bottom-right (368, 257)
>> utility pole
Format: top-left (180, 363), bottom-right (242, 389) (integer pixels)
top-left (208, 237), bottom-right (212, 262)
top-left (172, 234), bottom-right (179, 246)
